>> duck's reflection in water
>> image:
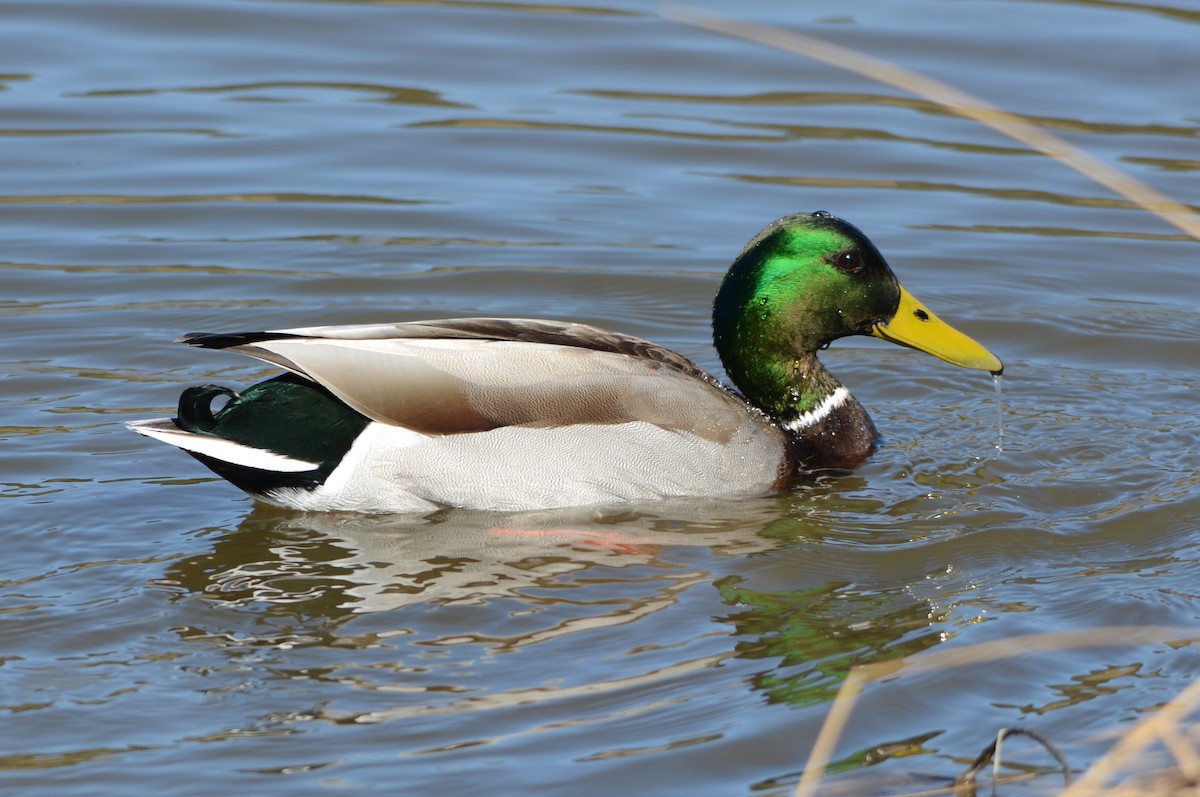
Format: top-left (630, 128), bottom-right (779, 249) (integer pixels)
top-left (163, 498), bottom-right (786, 619)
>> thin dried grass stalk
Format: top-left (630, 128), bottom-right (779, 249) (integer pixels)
top-left (788, 627), bottom-right (1195, 797)
top-left (1060, 674), bottom-right (1200, 796)
top-left (662, 5), bottom-right (1200, 243)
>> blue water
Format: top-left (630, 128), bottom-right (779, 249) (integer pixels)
top-left (3, 1), bottom-right (1200, 795)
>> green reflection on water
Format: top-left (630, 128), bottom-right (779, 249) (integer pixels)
top-left (717, 575), bottom-right (945, 706)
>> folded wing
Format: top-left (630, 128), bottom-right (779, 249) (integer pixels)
top-left (180, 318), bottom-right (768, 445)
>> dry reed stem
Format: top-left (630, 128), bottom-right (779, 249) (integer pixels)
top-left (662, 5), bottom-right (1200, 243)
top-left (787, 627), bottom-right (1196, 797)
top-left (1060, 674), bottom-right (1200, 797)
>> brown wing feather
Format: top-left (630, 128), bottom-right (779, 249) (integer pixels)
top-left (182, 318), bottom-right (772, 443)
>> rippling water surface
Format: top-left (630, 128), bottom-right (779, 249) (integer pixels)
top-left (4, 1), bottom-right (1200, 794)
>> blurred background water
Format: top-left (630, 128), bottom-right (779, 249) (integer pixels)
top-left (2, 1), bottom-right (1199, 794)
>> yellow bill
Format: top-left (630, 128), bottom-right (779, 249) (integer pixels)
top-left (871, 285), bottom-right (1003, 374)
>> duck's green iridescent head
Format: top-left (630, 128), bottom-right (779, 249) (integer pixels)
top-left (713, 212), bottom-right (1001, 414)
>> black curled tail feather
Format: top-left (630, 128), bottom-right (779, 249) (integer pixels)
top-left (177, 385), bottom-right (239, 433)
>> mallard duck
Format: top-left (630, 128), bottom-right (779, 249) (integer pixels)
top-left (129, 212), bottom-right (1002, 513)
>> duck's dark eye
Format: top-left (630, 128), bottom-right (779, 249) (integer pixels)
top-left (831, 251), bottom-right (864, 273)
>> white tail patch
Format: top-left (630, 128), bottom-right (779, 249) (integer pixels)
top-left (127, 419), bottom-right (320, 472)
top-left (782, 386), bottom-right (851, 432)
